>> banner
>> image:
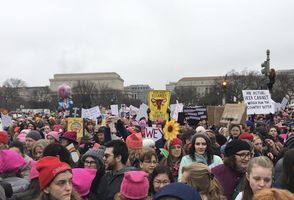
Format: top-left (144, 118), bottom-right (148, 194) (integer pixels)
top-left (67, 118), bottom-right (83, 139)
top-left (143, 127), bottom-right (163, 142)
top-left (82, 106), bottom-right (101, 119)
top-left (220, 103), bottom-right (247, 125)
top-left (242, 90), bottom-right (274, 114)
top-left (148, 90), bottom-right (171, 121)
top-left (183, 106), bottom-right (207, 126)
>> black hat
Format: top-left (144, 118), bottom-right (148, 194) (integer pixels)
top-left (224, 140), bottom-right (251, 157)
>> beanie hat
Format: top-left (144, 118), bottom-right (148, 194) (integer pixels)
top-left (0, 131), bottom-right (8, 144)
top-left (126, 131), bottom-right (143, 150)
top-left (16, 133), bottom-right (27, 143)
top-left (46, 131), bottom-right (60, 142)
top-left (72, 168), bottom-right (96, 197)
top-left (239, 132), bottom-right (254, 142)
top-left (82, 147), bottom-right (105, 164)
top-left (154, 182), bottom-right (201, 200)
top-left (120, 171), bottom-right (149, 199)
top-left (26, 130), bottom-right (42, 141)
top-left (53, 124), bottom-right (63, 133)
top-left (169, 137), bottom-right (182, 148)
top-left (36, 156), bottom-right (71, 190)
top-left (60, 131), bottom-right (77, 144)
top-left (142, 138), bottom-right (155, 148)
top-left (224, 140), bottom-right (251, 157)
top-left (0, 150), bottom-right (25, 174)
top-left (196, 126), bottom-right (206, 134)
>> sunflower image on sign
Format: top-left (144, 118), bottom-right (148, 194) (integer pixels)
top-left (163, 120), bottom-right (180, 141)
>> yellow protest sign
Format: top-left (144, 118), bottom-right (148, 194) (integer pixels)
top-left (67, 117), bottom-right (83, 139)
top-left (148, 90), bottom-right (171, 121)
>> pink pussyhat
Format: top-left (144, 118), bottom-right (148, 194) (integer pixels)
top-left (0, 150), bottom-right (25, 174)
top-left (72, 168), bottom-right (97, 198)
top-left (46, 131), bottom-right (60, 142)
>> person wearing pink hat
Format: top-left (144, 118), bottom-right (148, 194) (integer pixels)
top-left (46, 131), bottom-right (60, 144)
top-left (0, 131), bottom-right (9, 150)
top-left (126, 129), bottom-right (143, 168)
top-left (72, 168), bottom-right (96, 199)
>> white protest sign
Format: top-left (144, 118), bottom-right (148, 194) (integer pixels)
top-left (82, 106), bottom-right (101, 119)
top-left (110, 105), bottom-right (119, 116)
top-left (242, 90), bottom-right (275, 115)
top-left (281, 97), bottom-right (289, 110)
top-left (136, 103), bottom-right (148, 121)
top-left (1, 114), bottom-right (12, 128)
top-left (172, 103), bottom-right (184, 121)
top-left (129, 105), bottom-right (139, 116)
top-left (143, 127), bottom-right (163, 142)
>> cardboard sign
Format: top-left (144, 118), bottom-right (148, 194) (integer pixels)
top-left (242, 90), bottom-right (274, 115)
top-left (82, 106), bottom-right (101, 119)
top-left (207, 106), bottom-right (224, 126)
top-left (148, 90), bottom-right (171, 121)
top-left (281, 97), bottom-right (289, 110)
top-left (143, 127), bottom-right (163, 142)
top-left (220, 103), bottom-right (247, 125)
top-left (183, 106), bottom-right (207, 126)
top-left (67, 118), bottom-right (83, 139)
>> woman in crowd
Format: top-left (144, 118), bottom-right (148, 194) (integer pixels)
top-left (139, 148), bottom-right (158, 175)
top-left (126, 129), bottom-right (143, 168)
top-left (181, 163), bottom-right (226, 200)
top-left (43, 143), bottom-right (76, 167)
top-left (81, 147), bottom-right (105, 170)
top-left (36, 156), bottom-right (81, 200)
top-left (212, 139), bottom-right (252, 200)
top-left (46, 131), bottom-right (60, 144)
top-left (253, 188), bottom-right (294, 200)
top-left (178, 133), bottom-right (223, 181)
top-left (268, 126), bottom-right (284, 144)
top-left (235, 156), bottom-right (274, 200)
top-left (160, 137), bottom-right (184, 181)
top-left (93, 126), bottom-right (106, 145)
top-left (32, 139), bottom-right (50, 161)
top-left (252, 136), bottom-right (264, 157)
top-left (149, 165), bottom-right (174, 197)
top-left (263, 135), bottom-right (283, 163)
top-left (227, 124), bottom-right (242, 142)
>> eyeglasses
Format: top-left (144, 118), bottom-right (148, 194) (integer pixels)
top-left (103, 153), bottom-right (114, 159)
top-left (153, 180), bottom-right (170, 185)
top-left (84, 160), bottom-right (96, 165)
top-left (235, 152), bottom-right (253, 159)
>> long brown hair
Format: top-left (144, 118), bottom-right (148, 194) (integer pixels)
top-left (183, 163), bottom-right (226, 200)
top-left (37, 189), bottom-right (82, 200)
top-left (242, 156), bottom-right (273, 200)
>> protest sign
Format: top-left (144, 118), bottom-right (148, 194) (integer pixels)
top-left (82, 106), bottom-right (101, 119)
top-left (110, 105), bottom-right (119, 116)
top-left (281, 96), bottom-right (289, 110)
top-left (1, 114), bottom-right (12, 128)
top-left (67, 117), bottom-right (83, 139)
top-left (148, 90), bottom-right (171, 121)
top-left (183, 106), bottom-right (207, 126)
top-left (220, 103), bottom-right (246, 125)
top-left (172, 103), bottom-right (184, 121)
top-left (207, 106), bottom-right (224, 126)
top-left (143, 127), bottom-right (163, 142)
top-left (136, 103), bottom-right (149, 121)
top-left (242, 90), bottom-right (274, 115)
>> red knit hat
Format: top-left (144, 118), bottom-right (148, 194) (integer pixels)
top-left (0, 131), bottom-right (8, 144)
top-left (169, 137), bottom-right (182, 148)
top-left (36, 156), bottom-right (72, 190)
top-left (239, 132), bottom-right (254, 142)
top-left (126, 131), bottom-right (143, 150)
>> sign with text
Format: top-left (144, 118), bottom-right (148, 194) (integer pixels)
top-left (143, 127), bottom-right (163, 142)
top-left (82, 106), bottom-right (101, 119)
top-left (183, 106), bottom-right (207, 126)
top-left (242, 90), bottom-right (274, 114)
top-left (136, 103), bottom-right (149, 121)
top-left (110, 105), bottom-right (119, 116)
top-left (220, 103), bottom-right (247, 125)
top-left (148, 90), bottom-right (171, 121)
top-left (172, 103), bottom-right (184, 121)
top-left (207, 106), bottom-right (224, 126)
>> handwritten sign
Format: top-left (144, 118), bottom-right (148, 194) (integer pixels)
top-left (82, 106), bottom-right (101, 119)
top-left (143, 127), bottom-right (163, 142)
top-left (242, 90), bottom-right (274, 115)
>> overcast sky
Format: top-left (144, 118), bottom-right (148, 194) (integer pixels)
top-left (0, 0), bottom-right (293, 89)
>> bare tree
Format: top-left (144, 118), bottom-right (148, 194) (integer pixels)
top-left (271, 73), bottom-right (294, 102)
top-left (3, 78), bottom-right (26, 87)
top-left (72, 80), bottom-right (98, 108)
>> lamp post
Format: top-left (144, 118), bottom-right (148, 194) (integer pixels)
top-left (222, 75), bottom-right (228, 105)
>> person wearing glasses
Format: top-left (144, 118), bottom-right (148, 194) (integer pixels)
top-left (89, 140), bottom-right (134, 200)
top-left (139, 148), bottom-right (158, 175)
top-left (211, 139), bottom-right (252, 200)
top-left (81, 147), bottom-right (105, 170)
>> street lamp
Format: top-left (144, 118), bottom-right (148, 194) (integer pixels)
top-left (222, 76), bottom-right (228, 105)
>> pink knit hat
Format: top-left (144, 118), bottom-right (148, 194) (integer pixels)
top-left (61, 131), bottom-right (77, 144)
top-left (16, 133), bottom-right (27, 143)
top-left (120, 171), bottom-right (149, 199)
top-left (46, 131), bottom-right (60, 142)
top-left (72, 168), bottom-right (97, 197)
top-left (126, 131), bottom-right (143, 150)
top-left (0, 150), bottom-right (25, 173)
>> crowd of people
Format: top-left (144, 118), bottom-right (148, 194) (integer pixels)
top-left (0, 107), bottom-right (294, 200)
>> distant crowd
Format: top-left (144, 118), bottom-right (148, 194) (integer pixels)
top-left (0, 107), bottom-right (294, 200)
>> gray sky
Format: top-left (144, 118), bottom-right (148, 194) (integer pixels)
top-left (1, 0), bottom-right (293, 89)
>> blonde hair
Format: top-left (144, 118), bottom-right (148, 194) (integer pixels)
top-left (182, 163), bottom-right (226, 200)
top-left (253, 188), bottom-right (294, 200)
top-left (32, 139), bottom-right (50, 158)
